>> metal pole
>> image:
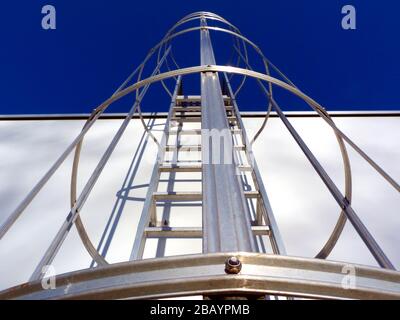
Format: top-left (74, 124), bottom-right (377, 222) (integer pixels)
top-left (200, 17), bottom-right (255, 253)
top-left (270, 98), bottom-right (395, 270)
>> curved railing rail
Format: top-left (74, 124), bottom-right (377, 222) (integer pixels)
top-left (1, 253), bottom-right (399, 300)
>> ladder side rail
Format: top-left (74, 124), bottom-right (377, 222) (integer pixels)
top-left (223, 72), bottom-right (287, 255)
top-left (129, 76), bottom-right (182, 260)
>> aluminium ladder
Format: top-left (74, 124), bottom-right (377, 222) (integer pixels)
top-left (1, 11), bottom-right (399, 300)
top-left (130, 76), bottom-right (285, 261)
top-left (130, 19), bottom-right (285, 261)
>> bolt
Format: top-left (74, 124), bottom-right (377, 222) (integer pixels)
top-left (225, 256), bottom-right (242, 274)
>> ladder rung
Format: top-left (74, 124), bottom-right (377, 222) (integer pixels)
top-left (176, 95), bottom-right (202, 102)
top-left (153, 190), bottom-right (259, 201)
top-left (173, 106), bottom-right (202, 112)
top-left (145, 225), bottom-right (270, 238)
top-left (173, 112), bottom-right (234, 117)
top-left (173, 106), bottom-right (233, 112)
top-left (245, 190), bottom-right (259, 198)
top-left (168, 129), bottom-right (242, 135)
top-left (176, 95), bottom-right (230, 102)
top-left (165, 145), bottom-right (201, 152)
top-left (154, 192), bottom-right (202, 201)
top-left (171, 117), bottom-right (201, 123)
top-left (145, 227), bottom-right (202, 238)
top-left (251, 225), bottom-right (271, 236)
top-left (163, 160), bottom-right (202, 163)
top-left (169, 129), bottom-right (202, 135)
top-left (159, 164), bottom-right (252, 172)
top-left (165, 145), bottom-right (245, 151)
top-left (171, 116), bottom-right (237, 123)
top-left (159, 164), bottom-right (202, 172)
top-left (174, 111), bottom-right (202, 116)
top-left (237, 164), bottom-right (253, 172)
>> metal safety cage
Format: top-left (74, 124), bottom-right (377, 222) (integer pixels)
top-left (0, 11), bottom-right (399, 300)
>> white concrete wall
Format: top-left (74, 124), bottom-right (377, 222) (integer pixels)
top-left (0, 116), bottom-right (399, 290)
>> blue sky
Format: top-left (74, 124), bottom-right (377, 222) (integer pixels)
top-left (1, 0), bottom-right (400, 114)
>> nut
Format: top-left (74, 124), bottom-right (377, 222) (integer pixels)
top-left (225, 256), bottom-right (242, 274)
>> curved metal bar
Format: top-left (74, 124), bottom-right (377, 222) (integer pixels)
top-left (249, 67), bottom-right (351, 259)
top-left (160, 75), bottom-right (173, 97)
top-left (157, 42), bottom-right (174, 97)
top-left (134, 46), bottom-right (172, 147)
top-left (161, 15), bottom-right (297, 102)
top-left (85, 64), bottom-right (396, 268)
top-left (136, 103), bottom-right (161, 148)
top-left (250, 58), bottom-right (275, 144)
top-left (244, 38), bottom-right (354, 256)
top-left (168, 47), bottom-right (180, 70)
top-left (232, 43), bottom-right (352, 259)
top-left (1, 252), bottom-right (399, 300)
top-left (161, 11), bottom-right (241, 58)
top-left (162, 13), bottom-right (243, 59)
top-left (130, 25), bottom-right (264, 85)
top-left (131, 46), bottom-right (163, 147)
top-left (113, 12), bottom-right (271, 100)
top-left (250, 101), bottom-right (273, 144)
top-left (164, 50), bottom-right (178, 81)
top-left (229, 23), bottom-right (250, 86)
top-left (252, 30), bottom-right (354, 257)
top-left (232, 43), bottom-right (273, 144)
top-left (232, 41), bottom-right (249, 97)
top-left (158, 24), bottom-right (275, 98)
top-left (166, 12), bottom-right (241, 37)
top-left (228, 42), bottom-right (241, 80)
top-left (213, 19), bottom-right (353, 268)
top-left (160, 14), bottom-right (250, 96)
top-left (71, 113), bottom-right (109, 266)
top-left (97, 62), bottom-right (399, 205)
top-left (69, 30), bottom-right (176, 244)
top-left (67, 43), bottom-right (170, 265)
top-left (28, 50), bottom-right (172, 281)
top-left (92, 65), bottom-right (398, 196)
top-left (160, 13), bottom-right (237, 54)
top-left (314, 111), bottom-right (352, 259)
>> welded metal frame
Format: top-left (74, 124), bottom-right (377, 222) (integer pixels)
top-left (0, 11), bottom-right (399, 299)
